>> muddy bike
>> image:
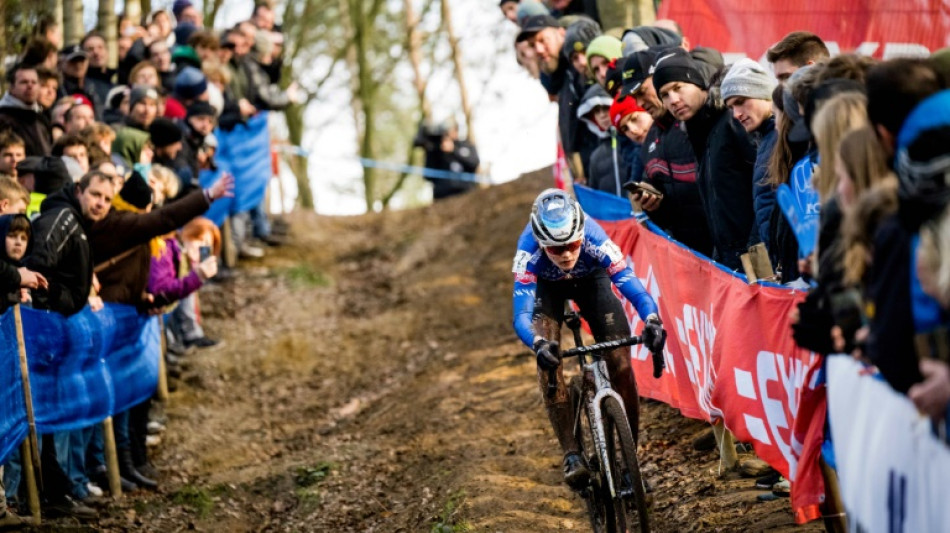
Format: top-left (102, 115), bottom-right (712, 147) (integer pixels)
top-left (553, 306), bottom-right (651, 533)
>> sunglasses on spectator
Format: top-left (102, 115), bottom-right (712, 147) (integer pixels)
top-left (544, 240), bottom-right (582, 255)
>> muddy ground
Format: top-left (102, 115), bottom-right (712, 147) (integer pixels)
top-left (34, 170), bottom-right (824, 532)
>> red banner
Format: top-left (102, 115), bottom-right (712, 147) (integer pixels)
top-left (599, 218), bottom-right (825, 523)
top-left (658, 0), bottom-right (950, 60)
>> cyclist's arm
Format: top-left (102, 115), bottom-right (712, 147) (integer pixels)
top-left (512, 248), bottom-right (540, 347)
top-left (587, 220), bottom-right (658, 320)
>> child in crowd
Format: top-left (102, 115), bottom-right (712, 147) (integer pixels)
top-left (0, 177), bottom-right (29, 215)
top-left (0, 132), bottom-right (26, 178)
top-left (0, 214), bottom-right (33, 312)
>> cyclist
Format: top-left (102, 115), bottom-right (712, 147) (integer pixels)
top-left (512, 188), bottom-right (667, 489)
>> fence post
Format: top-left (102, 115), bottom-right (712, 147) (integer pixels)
top-left (156, 316), bottom-right (169, 402)
top-left (13, 304), bottom-right (42, 523)
top-left (101, 417), bottom-right (122, 498)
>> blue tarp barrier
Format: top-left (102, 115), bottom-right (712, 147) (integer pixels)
top-left (0, 304), bottom-right (159, 465)
top-left (200, 112), bottom-right (272, 226)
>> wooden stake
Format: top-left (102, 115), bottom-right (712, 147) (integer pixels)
top-left (711, 420), bottom-right (738, 475)
top-left (820, 456), bottom-right (847, 532)
top-left (102, 417), bottom-right (122, 498)
top-left (13, 305), bottom-right (42, 523)
top-left (156, 316), bottom-right (169, 402)
top-left (18, 440), bottom-right (40, 524)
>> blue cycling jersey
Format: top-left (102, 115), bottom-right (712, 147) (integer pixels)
top-left (511, 218), bottom-right (658, 347)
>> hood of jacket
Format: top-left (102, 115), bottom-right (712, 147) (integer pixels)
top-left (39, 183), bottom-right (85, 226)
top-left (0, 213), bottom-right (33, 265)
top-left (577, 84), bottom-right (613, 139)
top-left (0, 92), bottom-right (42, 113)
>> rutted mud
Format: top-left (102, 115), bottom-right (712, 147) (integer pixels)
top-left (73, 170), bottom-right (823, 532)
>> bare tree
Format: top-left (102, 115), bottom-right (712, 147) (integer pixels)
top-left (62, 0), bottom-right (83, 46)
top-left (124, 0), bottom-right (141, 26)
top-left (440, 0), bottom-right (475, 145)
top-left (97, 0), bottom-right (118, 68)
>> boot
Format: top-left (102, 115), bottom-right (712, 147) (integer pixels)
top-left (91, 465), bottom-right (138, 494)
top-left (563, 452), bottom-right (591, 490)
top-left (118, 448), bottom-right (157, 490)
top-left (43, 495), bottom-right (98, 520)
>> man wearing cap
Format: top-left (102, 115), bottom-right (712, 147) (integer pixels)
top-left (653, 49), bottom-right (758, 270)
top-left (58, 44), bottom-right (108, 120)
top-left (0, 63), bottom-right (53, 157)
top-left (113, 86), bottom-right (159, 168)
top-left (622, 49), bottom-right (711, 256)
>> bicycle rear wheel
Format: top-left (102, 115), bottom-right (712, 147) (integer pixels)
top-left (603, 396), bottom-right (650, 533)
top-left (570, 377), bottom-right (615, 533)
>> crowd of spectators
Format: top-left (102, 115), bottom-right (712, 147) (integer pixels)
top-left (501, 0), bottom-right (950, 517)
top-left (0, 1), bottom-right (297, 527)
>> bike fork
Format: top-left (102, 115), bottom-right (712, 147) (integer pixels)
top-left (588, 387), bottom-right (627, 499)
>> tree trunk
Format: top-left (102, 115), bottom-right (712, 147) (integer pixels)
top-left (207, 0), bottom-right (225, 28)
top-left (352, 0), bottom-right (376, 211)
top-left (633, 0), bottom-right (655, 27)
top-left (47, 0), bottom-right (64, 41)
top-left (124, 0), bottom-right (141, 26)
top-left (62, 0), bottom-right (84, 46)
top-left (97, 0), bottom-right (118, 69)
top-left (141, 0), bottom-right (152, 19)
top-left (284, 106), bottom-right (315, 209)
top-left (440, 0), bottom-right (475, 145)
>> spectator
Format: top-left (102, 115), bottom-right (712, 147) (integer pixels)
top-left (81, 32), bottom-right (116, 86)
top-left (48, 96), bottom-right (75, 142)
top-left (0, 214), bottom-right (33, 312)
top-left (585, 35), bottom-right (622, 87)
top-left (58, 45), bottom-right (109, 120)
top-left (766, 31), bottom-right (830, 83)
top-left (499, 0), bottom-right (520, 23)
top-left (0, 64), bottom-right (53, 157)
top-left (620, 25), bottom-right (681, 56)
top-left (721, 59), bottom-right (778, 249)
top-left (171, 217), bottom-right (222, 349)
top-left (34, 14), bottom-right (63, 50)
top-left (173, 0), bottom-right (203, 28)
top-left (575, 84), bottom-right (613, 180)
top-left (19, 38), bottom-right (59, 71)
top-left (610, 91), bottom-right (651, 182)
top-left (63, 95), bottom-right (96, 135)
top-left (224, 26), bottom-right (296, 113)
top-left (36, 67), bottom-right (60, 112)
top-left (654, 48), bottom-right (758, 270)
top-left (146, 40), bottom-right (176, 92)
top-left (178, 101), bottom-right (217, 195)
top-left (414, 119), bottom-right (480, 200)
top-left (103, 85), bottom-right (130, 127)
top-left (189, 30), bottom-right (221, 65)
top-left (148, 118), bottom-right (188, 188)
top-left (129, 61), bottom-right (161, 89)
top-left (0, 133), bottom-right (26, 178)
top-left (623, 49), bottom-right (711, 256)
top-left (17, 156), bottom-right (71, 217)
top-left (251, 4), bottom-right (277, 31)
top-left (0, 177), bottom-right (29, 215)
top-left (166, 66), bottom-right (209, 120)
top-left (112, 85), bottom-right (159, 169)
top-left (585, 91), bottom-right (638, 197)
top-left (52, 133), bottom-right (90, 174)
top-left (654, 18), bottom-right (690, 49)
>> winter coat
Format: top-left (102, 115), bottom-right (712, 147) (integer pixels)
top-left (0, 93), bottom-right (53, 157)
top-left (557, 65), bottom-right (586, 156)
top-left (751, 116), bottom-right (777, 247)
top-left (640, 113), bottom-right (713, 256)
top-left (576, 84), bottom-right (612, 179)
top-left (90, 188), bottom-right (210, 307)
top-left (619, 135), bottom-right (643, 185)
top-left (685, 102), bottom-right (758, 270)
top-left (422, 138), bottom-right (480, 200)
top-left (25, 186), bottom-right (93, 316)
top-left (147, 237), bottom-right (202, 307)
top-left (112, 118), bottom-right (151, 169)
top-left (588, 128), bottom-right (630, 197)
top-left (0, 214), bottom-right (32, 312)
top-left (228, 55), bottom-right (291, 112)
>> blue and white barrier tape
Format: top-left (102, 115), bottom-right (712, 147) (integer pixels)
top-left (273, 145), bottom-right (488, 183)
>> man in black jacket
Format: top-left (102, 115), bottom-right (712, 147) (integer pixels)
top-left (0, 64), bottom-right (53, 157)
top-left (414, 121), bottom-right (480, 200)
top-left (653, 49), bottom-right (758, 271)
top-left (623, 49), bottom-right (713, 256)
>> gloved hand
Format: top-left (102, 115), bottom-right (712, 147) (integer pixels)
top-left (533, 339), bottom-right (561, 371)
top-left (643, 315), bottom-right (667, 378)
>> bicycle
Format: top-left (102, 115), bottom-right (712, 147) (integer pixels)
top-left (551, 304), bottom-right (652, 533)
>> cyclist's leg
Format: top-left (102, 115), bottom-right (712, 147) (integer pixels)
top-left (573, 271), bottom-right (641, 442)
top-left (533, 280), bottom-right (579, 457)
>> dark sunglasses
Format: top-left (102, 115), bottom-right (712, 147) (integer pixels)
top-left (544, 240), bottom-right (582, 255)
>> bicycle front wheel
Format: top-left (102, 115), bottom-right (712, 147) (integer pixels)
top-left (603, 396), bottom-right (650, 533)
top-left (570, 376), bottom-right (614, 533)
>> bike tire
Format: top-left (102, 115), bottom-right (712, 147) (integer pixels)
top-left (603, 396), bottom-right (651, 533)
top-left (570, 376), bottom-right (614, 533)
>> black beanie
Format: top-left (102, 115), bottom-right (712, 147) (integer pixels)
top-left (651, 48), bottom-right (708, 93)
top-left (148, 118), bottom-right (183, 149)
top-left (186, 101), bottom-right (216, 119)
top-left (119, 171), bottom-right (153, 209)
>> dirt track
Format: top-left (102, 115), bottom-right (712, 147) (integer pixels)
top-left (50, 169), bottom-right (825, 532)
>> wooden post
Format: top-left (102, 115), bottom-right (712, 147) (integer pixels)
top-left (820, 456), bottom-right (847, 532)
top-left (156, 316), bottom-right (169, 402)
top-left (711, 419), bottom-right (738, 475)
top-left (101, 417), bottom-right (122, 498)
top-left (13, 305), bottom-right (42, 523)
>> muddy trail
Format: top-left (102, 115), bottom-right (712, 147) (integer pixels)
top-left (41, 170), bottom-right (824, 532)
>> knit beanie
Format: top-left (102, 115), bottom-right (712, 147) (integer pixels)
top-left (129, 85), bottom-right (159, 110)
top-left (187, 101), bottom-right (216, 119)
top-left (516, 0), bottom-right (549, 26)
top-left (173, 66), bottom-right (208, 101)
top-left (172, 0), bottom-right (193, 19)
top-left (149, 118), bottom-right (183, 148)
top-left (561, 17), bottom-right (602, 60)
top-left (651, 48), bottom-right (707, 92)
top-left (609, 95), bottom-right (645, 129)
top-left (621, 26), bottom-right (681, 56)
top-left (720, 58), bottom-right (777, 102)
top-left (118, 171), bottom-right (153, 210)
top-left (586, 35), bottom-right (622, 63)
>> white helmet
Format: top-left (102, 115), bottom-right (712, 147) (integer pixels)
top-left (530, 189), bottom-right (585, 247)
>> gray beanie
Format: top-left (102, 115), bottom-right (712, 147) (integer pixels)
top-left (720, 58), bottom-right (777, 102)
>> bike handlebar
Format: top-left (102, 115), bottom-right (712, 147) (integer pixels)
top-left (562, 336), bottom-right (643, 357)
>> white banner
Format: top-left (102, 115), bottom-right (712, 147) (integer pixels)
top-left (827, 357), bottom-right (950, 533)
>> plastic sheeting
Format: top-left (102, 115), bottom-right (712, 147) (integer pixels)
top-left (0, 304), bottom-right (159, 465)
top-left (200, 112), bottom-right (272, 226)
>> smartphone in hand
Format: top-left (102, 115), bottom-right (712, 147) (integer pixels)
top-left (199, 245), bottom-right (212, 262)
